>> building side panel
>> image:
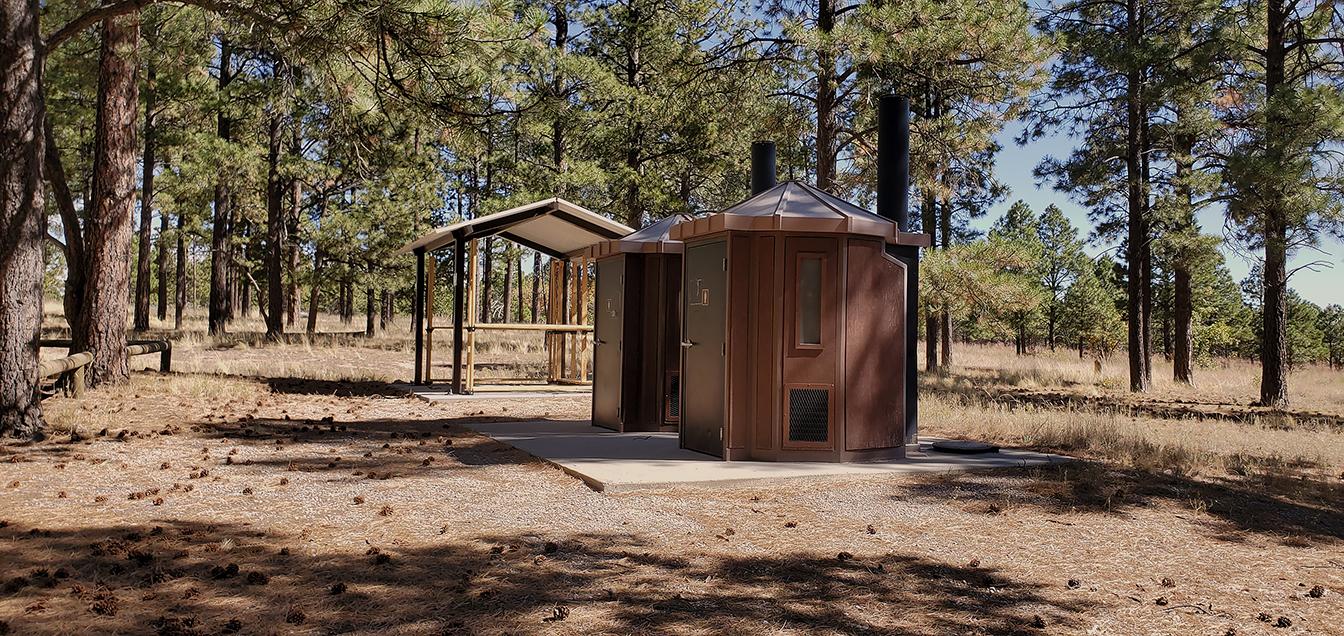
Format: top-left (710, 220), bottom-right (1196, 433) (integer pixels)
top-left (844, 240), bottom-right (906, 450)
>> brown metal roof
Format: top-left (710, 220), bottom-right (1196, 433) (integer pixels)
top-left (669, 182), bottom-right (930, 246)
top-left (400, 197), bottom-right (634, 258)
top-left (584, 213), bottom-right (692, 259)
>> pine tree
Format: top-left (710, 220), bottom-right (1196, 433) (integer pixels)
top-left (1222, 0), bottom-right (1344, 406)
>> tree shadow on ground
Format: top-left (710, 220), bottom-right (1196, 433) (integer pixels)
top-left (901, 462), bottom-right (1344, 546)
top-left (0, 519), bottom-right (1094, 635)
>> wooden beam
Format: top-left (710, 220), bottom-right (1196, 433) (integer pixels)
top-left (466, 239), bottom-right (479, 394)
top-left (413, 248), bottom-right (425, 385)
top-left (424, 256), bottom-right (436, 384)
top-left (451, 241), bottom-right (466, 394)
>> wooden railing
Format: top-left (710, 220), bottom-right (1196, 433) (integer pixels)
top-left (37, 339), bottom-right (173, 398)
top-left (39, 352), bottom-right (93, 397)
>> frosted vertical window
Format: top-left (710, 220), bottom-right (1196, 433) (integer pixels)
top-left (799, 256), bottom-right (822, 345)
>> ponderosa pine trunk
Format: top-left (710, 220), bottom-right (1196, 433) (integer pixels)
top-left (365, 262), bottom-right (375, 336)
top-left (1258, 0), bottom-right (1290, 407)
top-left (1173, 264), bottom-right (1193, 384)
top-left (938, 177), bottom-right (952, 368)
top-left (74, 11), bottom-right (140, 388)
top-left (815, 0), bottom-right (838, 191)
top-left (133, 62), bottom-right (155, 332)
top-left (174, 212), bottom-right (186, 329)
top-left (0, 0), bottom-right (47, 439)
top-left (45, 119), bottom-right (84, 332)
top-left (306, 249), bottom-right (322, 335)
top-left (207, 38), bottom-right (234, 335)
top-left (265, 110), bottom-right (285, 341)
top-left (1124, 0), bottom-right (1151, 393)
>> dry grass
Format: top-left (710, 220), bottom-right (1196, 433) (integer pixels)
top-left (939, 342), bottom-right (1344, 415)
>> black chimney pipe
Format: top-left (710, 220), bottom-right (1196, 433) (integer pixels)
top-left (877, 93), bottom-right (920, 446)
top-left (877, 95), bottom-right (911, 230)
top-left (750, 141), bottom-right (777, 195)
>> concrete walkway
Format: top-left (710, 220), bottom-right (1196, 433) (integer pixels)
top-left (456, 419), bottom-right (1072, 492)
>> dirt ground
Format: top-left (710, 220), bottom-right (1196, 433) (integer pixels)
top-left (3, 369), bottom-right (1342, 636)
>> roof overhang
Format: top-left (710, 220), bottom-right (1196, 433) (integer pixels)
top-left (400, 198), bottom-right (633, 259)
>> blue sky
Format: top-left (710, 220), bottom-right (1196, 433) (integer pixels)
top-left (977, 121), bottom-right (1344, 307)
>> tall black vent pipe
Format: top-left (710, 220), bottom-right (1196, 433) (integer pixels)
top-left (878, 93), bottom-right (920, 446)
top-left (877, 95), bottom-right (911, 230)
top-left (750, 141), bottom-right (777, 195)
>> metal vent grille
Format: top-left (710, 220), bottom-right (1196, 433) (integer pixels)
top-left (788, 388), bottom-right (829, 442)
top-left (666, 373), bottom-right (681, 420)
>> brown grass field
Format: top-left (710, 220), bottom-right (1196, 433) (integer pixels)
top-left (4, 308), bottom-right (1342, 635)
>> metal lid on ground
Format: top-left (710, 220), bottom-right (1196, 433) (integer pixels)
top-left (668, 181), bottom-right (931, 246)
top-left (583, 213), bottom-right (693, 259)
top-left (929, 440), bottom-right (1000, 454)
top-left (399, 197), bottom-right (634, 259)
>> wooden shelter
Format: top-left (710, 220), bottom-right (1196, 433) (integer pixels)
top-left (402, 198), bottom-right (632, 393)
top-left (585, 214), bottom-right (691, 432)
top-left (669, 176), bottom-right (929, 461)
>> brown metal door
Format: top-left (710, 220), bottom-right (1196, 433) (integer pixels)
top-left (681, 240), bottom-right (727, 457)
top-left (592, 257), bottom-right (624, 429)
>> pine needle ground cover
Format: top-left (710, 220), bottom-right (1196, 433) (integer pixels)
top-left (3, 343), bottom-right (1342, 635)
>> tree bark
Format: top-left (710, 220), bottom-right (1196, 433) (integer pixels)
top-left (208, 37), bottom-right (233, 335)
top-left (0, 0), bottom-right (47, 438)
top-left (74, 10), bottom-right (140, 388)
top-left (815, 0), bottom-right (837, 191)
top-left (134, 61), bottom-right (155, 332)
top-left (44, 118), bottom-right (85, 331)
top-left (365, 262), bottom-right (375, 336)
top-left (938, 173), bottom-right (952, 368)
top-left (306, 249), bottom-right (322, 335)
top-left (174, 212), bottom-right (186, 330)
top-left (1123, 0), bottom-right (1150, 392)
top-left (265, 109), bottom-right (285, 341)
top-left (1258, 0), bottom-right (1290, 407)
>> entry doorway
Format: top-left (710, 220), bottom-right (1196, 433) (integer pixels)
top-left (592, 257), bottom-right (624, 429)
top-left (680, 240), bottom-right (727, 457)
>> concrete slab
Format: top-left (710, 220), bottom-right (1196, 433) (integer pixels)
top-left (456, 419), bottom-right (1073, 492)
top-left (394, 383), bottom-right (591, 402)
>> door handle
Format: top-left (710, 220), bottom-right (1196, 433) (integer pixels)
top-left (681, 340), bottom-right (695, 348)
top-left (595, 339), bottom-right (607, 345)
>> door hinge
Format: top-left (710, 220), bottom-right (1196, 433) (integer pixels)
top-left (719, 428), bottom-right (723, 440)
top-left (722, 343), bottom-right (726, 356)
top-left (722, 258), bottom-right (727, 271)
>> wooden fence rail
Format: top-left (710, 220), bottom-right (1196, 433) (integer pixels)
top-left (37, 339), bottom-right (173, 399)
top-left (40, 339), bottom-right (172, 373)
top-left (39, 352), bottom-right (93, 398)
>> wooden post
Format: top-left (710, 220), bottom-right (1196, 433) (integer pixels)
top-left (451, 241), bottom-right (466, 394)
top-left (567, 259), bottom-right (577, 380)
top-left (425, 256), bottom-right (436, 383)
top-left (577, 257), bottom-right (589, 381)
top-left (465, 239), bottom-right (479, 393)
top-left (547, 260), bottom-right (562, 382)
top-left (72, 365), bottom-right (85, 398)
top-left (159, 340), bottom-right (171, 373)
top-left (413, 248), bottom-right (425, 385)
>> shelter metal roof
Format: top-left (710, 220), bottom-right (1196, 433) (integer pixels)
top-left (669, 181), bottom-right (930, 246)
top-left (584, 213), bottom-right (692, 259)
top-left (400, 197), bottom-right (634, 259)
